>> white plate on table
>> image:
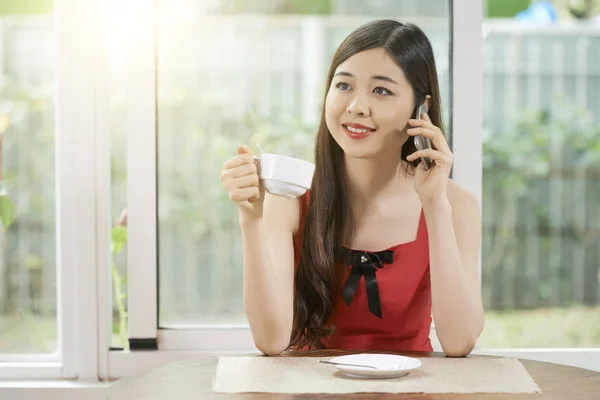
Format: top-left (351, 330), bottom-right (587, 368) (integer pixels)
top-left (323, 354), bottom-right (422, 379)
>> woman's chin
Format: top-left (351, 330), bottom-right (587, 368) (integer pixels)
top-left (340, 141), bottom-right (406, 162)
top-left (339, 144), bottom-right (383, 160)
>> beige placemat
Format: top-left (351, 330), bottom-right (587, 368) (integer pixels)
top-left (213, 356), bottom-right (541, 394)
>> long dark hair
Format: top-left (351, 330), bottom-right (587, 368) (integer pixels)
top-left (290, 19), bottom-right (445, 350)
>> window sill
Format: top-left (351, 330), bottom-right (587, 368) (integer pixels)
top-left (0, 381), bottom-right (110, 400)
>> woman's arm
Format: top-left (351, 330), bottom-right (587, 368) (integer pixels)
top-left (407, 114), bottom-right (484, 357)
top-left (240, 193), bottom-right (299, 355)
top-left (424, 182), bottom-right (484, 357)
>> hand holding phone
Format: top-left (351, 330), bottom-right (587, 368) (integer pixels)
top-left (413, 103), bottom-right (433, 171)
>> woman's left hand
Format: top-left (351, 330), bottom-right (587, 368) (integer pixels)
top-left (405, 112), bottom-right (453, 204)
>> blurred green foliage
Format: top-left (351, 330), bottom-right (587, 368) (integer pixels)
top-left (0, 191), bottom-right (14, 230)
top-left (486, 0), bottom-right (531, 17)
top-left (482, 97), bottom-right (600, 310)
top-left (0, 0), bottom-right (53, 15)
top-left (217, 0), bottom-right (331, 14)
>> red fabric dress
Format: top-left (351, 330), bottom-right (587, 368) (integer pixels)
top-left (293, 191), bottom-right (433, 351)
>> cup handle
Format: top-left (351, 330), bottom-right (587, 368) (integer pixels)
top-left (252, 156), bottom-right (262, 176)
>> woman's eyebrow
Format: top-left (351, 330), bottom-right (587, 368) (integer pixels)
top-left (372, 75), bottom-right (399, 85)
top-left (333, 71), bottom-right (398, 85)
top-left (333, 71), bottom-right (353, 78)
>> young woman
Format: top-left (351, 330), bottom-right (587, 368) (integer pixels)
top-left (220, 19), bottom-right (484, 357)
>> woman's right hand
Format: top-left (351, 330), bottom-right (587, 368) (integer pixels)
top-left (220, 145), bottom-right (265, 222)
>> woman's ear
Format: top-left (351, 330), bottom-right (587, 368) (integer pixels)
top-left (424, 94), bottom-right (432, 112)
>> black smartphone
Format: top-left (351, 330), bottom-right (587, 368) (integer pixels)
top-left (413, 103), bottom-right (433, 171)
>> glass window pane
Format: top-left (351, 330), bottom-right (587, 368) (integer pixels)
top-left (479, 12), bottom-right (600, 348)
top-left (0, 3), bottom-right (56, 354)
top-left (108, 0), bottom-right (129, 350)
top-left (156, 1), bottom-right (451, 326)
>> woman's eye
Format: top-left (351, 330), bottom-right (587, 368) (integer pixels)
top-left (335, 82), bottom-right (351, 91)
top-left (374, 87), bottom-right (392, 95)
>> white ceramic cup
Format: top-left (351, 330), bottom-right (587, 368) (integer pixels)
top-left (253, 154), bottom-right (315, 198)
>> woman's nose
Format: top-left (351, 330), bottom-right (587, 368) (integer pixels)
top-left (346, 94), bottom-right (371, 117)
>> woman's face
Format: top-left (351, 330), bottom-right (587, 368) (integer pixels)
top-left (325, 47), bottom-right (416, 159)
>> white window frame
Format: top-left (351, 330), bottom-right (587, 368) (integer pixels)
top-left (114, 0), bottom-right (434, 378)
top-left (114, 0), bottom-right (600, 378)
top-left (0, 0), bottom-right (110, 381)
top-left (124, 0), bottom-right (158, 351)
top-left (122, 7), bottom-right (454, 359)
top-left (450, 0), bottom-right (600, 371)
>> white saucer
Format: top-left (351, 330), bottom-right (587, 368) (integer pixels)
top-left (325, 354), bottom-right (422, 379)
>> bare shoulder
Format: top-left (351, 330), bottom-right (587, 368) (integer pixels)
top-left (262, 192), bottom-right (301, 235)
top-left (446, 179), bottom-right (480, 221)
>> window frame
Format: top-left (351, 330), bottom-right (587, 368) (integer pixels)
top-left (450, 0), bottom-right (600, 370)
top-left (117, 0), bottom-right (600, 378)
top-left (5, 0), bottom-right (597, 383)
top-left (123, 2), bottom-right (455, 363)
top-left (0, 0), bottom-right (110, 380)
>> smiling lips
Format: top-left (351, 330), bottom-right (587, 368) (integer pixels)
top-left (342, 122), bottom-right (376, 140)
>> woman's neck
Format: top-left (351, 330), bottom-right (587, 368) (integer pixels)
top-left (344, 151), bottom-right (413, 210)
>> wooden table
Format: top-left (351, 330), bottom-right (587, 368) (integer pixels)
top-left (109, 350), bottom-right (600, 399)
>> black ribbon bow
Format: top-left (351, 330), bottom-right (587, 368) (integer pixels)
top-left (339, 248), bottom-right (395, 318)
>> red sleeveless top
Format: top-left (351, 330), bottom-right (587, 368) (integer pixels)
top-left (293, 191), bottom-right (433, 352)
